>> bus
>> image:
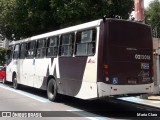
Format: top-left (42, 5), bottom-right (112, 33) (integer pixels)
top-left (6, 18), bottom-right (154, 101)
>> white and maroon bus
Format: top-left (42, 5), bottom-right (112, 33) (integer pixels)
top-left (6, 18), bottom-right (154, 101)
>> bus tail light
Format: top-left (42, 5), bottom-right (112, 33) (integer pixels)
top-left (104, 64), bottom-right (109, 82)
top-left (104, 64), bottom-right (109, 76)
top-left (104, 71), bottom-right (109, 76)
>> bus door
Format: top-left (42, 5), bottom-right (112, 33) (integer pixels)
top-left (23, 41), bottom-right (36, 86)
top-left (12, 44), bottom-right (21, 83)
top-left (6, 46), bottom-right (14, 82)
top-left (34, 39), bottom-right (46, 88)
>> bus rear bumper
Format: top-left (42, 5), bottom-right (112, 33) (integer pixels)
top-left (97, 82), bottom-right (154, 97)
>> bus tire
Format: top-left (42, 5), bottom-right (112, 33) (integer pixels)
top-left (13, 73), bottom-right (19, 89)
top-left (47, 79), bottom-right (59, 102)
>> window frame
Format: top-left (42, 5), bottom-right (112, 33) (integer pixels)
top-left (26, 41), bottom-right (36, 59)
top-left (20, 42), bottom-right (27, 59)
top-left (46, 36), bottom-right (59, 58)
top-left (35, 38), bottom-right (47, 59)
top-left (75, 28), bottom-right (97, 56)
top-left (59, 33), bottom-right (75, 57)
top-left (13, 44), bottom-right (20, 59)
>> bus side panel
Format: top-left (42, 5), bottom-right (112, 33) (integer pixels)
top-left (34, 58), bottom-right (50, 88)
top-left (74, 56), bottom-right (98, 99)
top-left (39, 57), bottom-right (88, 96)
top-left (33, 56), bottom-right (97, 99)
top-left (57, 56), bottom-right (98, 99)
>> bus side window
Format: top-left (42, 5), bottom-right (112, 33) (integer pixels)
top-left (75, 28), bottom-right (96, 56)
top-left (59, 33), bottom-right (74, 57)
top-left (26, 41), bottom-right (36, 58)
top-left (20, 43), bottom-right (27, 59)
top-left (46, 36), bottom-right (58, 57)
top-left (13, 44), bottom-right (20, 59)
top-left (36, 39), bottom-right (46, 58)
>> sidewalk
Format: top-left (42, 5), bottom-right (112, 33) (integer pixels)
top-left (118, 95), bottom-right (160, 109)
top-left (147, 95), bottom-right (160, 108)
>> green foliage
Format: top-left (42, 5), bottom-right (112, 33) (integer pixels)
top-left (145, 0), bottom-right (160, 38)
top-left (0, 0), bottom-right (17, 39)
top-left (50, 0), bottom-right (134, 28)
top-left (0, 47), bottom-right (7, 65)
top-left (0, 0), bottom-right (134, 39)
top-left (0, 0), bottom-right (57, 39)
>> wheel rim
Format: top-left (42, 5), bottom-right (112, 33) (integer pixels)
top-left (48, 81), bottom-right (54, 98)
top-left (47, 80), bottom-right (56, 101)
top-left (13, 75), bottom-right (17, 88)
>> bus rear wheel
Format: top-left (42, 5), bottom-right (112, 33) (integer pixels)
top-left (13, 73), bottom-right (19, 89)
top-left (47, 79), bottom-right (59, 102)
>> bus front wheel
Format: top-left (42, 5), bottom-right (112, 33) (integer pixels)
top-left (13, 73), bottom-right (19, 89)
top-left (47, 79), bottom-right (59, 102)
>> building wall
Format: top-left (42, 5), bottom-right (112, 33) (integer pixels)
top-left (0, 39), bottom-right (9, 48)
top-left (0, 40), bottom-right (4, 47)
top-left (152, 38), bottom-right (160, 94)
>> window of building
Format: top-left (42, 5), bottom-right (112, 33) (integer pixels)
top-left (36, 39), bottom-right (46, 58)
top-left (46, 36), bottom-right (58, 57)
top-left (20, 43), bottom-right (27, 59)
top-left (75, 28), bottom-right (96, 56)
top-left (13, 44), bottom-right (20, 59)
top-left (59, 33), bottom-right (74, 56)
top-left (26, 41), bottom-right (36, 58)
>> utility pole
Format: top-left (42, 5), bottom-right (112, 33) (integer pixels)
top-left (134, 0), bottom-right (144, 23)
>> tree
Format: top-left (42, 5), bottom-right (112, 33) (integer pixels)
top-left (0, 0), bottom-right (58, 40)
top-left (50, 0), bottom-right (134, 28)
top-left (0, 0), bottom-right (17, 40)
top-left (0, 0), bottom-right (134, 39)
top-left (17, 0), bottom-right (58, 38)
top-left (145, 0), bottom-right (160, 38)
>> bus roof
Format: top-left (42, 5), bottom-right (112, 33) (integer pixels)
top-left (10, 19), bottom-right (102, 45)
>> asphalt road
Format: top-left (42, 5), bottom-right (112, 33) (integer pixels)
top-left (0, 82), bottom-right (159, 120)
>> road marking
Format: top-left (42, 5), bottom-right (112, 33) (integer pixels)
top-left (118, 97), bottom-right (144, 103)
top-left (0, 84), bottom-right (49, 103)
top-left (152, 101), bottom-right (160, 104)
top-left (118, 96), bottom-right (160, 110)
top-left (67, 109), bottom-right (107, 120)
